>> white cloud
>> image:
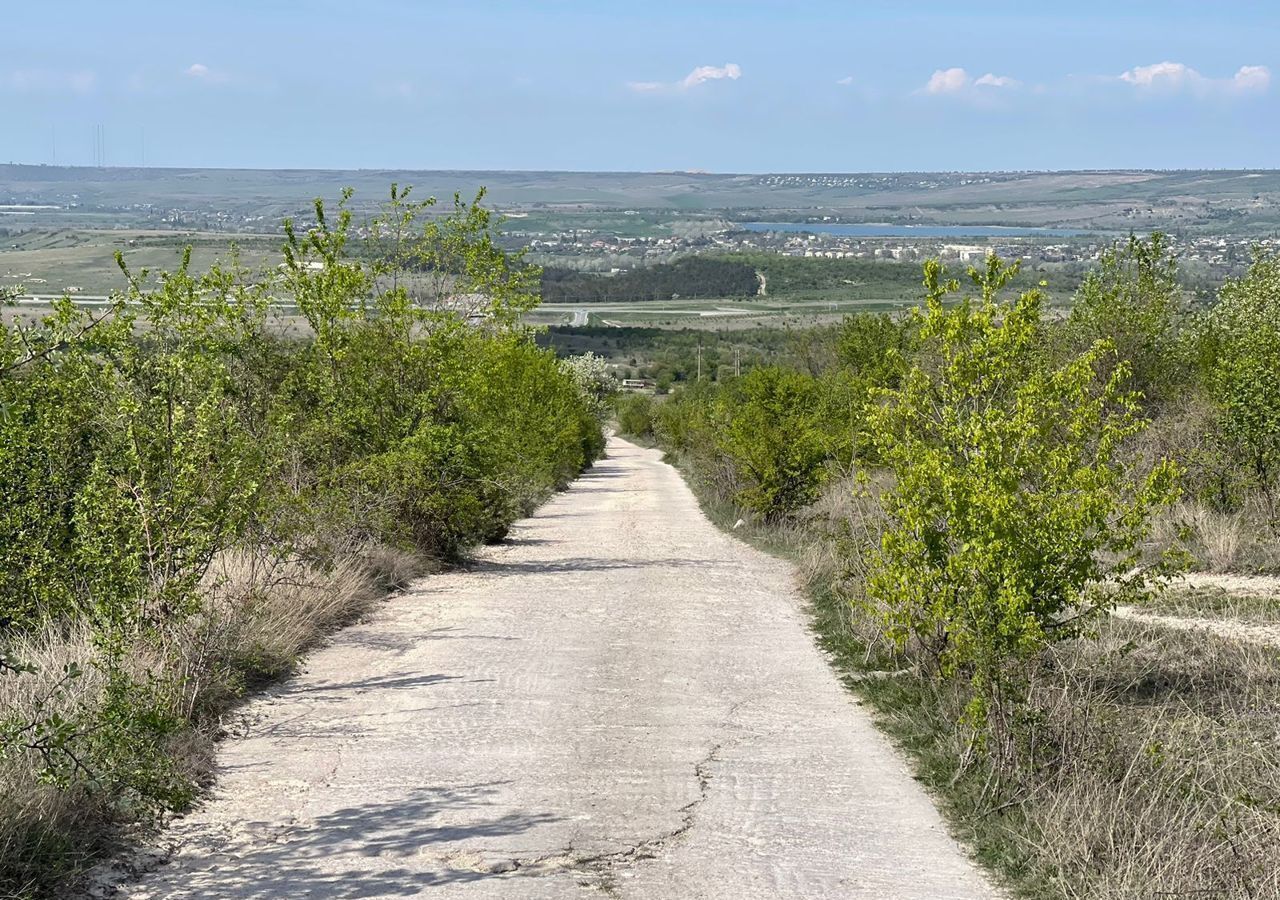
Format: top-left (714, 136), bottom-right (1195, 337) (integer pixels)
top-left (836, 75), bottom-right (855, 86)
top-left (1233, 65), bottom-right (1271, 92)
top-left (628, 63), bottom-right (741, 93)
top-left (681, 63), bottom-right (741, 89)
top-left (1119, 61), bottom-right (1200, 90)
top-left (1118, 61), bottom-right (1270, 95)
top-left (924, 67), bottom-right (970, 94)
top-left (975, 73), bottom-right (1020, 89)
top-left (921, 68), bottom-right (1019, 96)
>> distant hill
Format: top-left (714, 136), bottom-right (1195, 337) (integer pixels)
top-left (3, 165), bottom-right (1280, 235)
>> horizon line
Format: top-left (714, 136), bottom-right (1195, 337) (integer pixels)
top-left (3, 162), bottom-right (1280, 178)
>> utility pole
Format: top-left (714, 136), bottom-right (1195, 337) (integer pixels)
top-left (734, 347), bottom-right (741, 377)
top-left (696, 344), bottom-right (703, 382)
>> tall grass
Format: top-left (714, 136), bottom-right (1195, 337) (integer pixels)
top-left (1152, 499), bottom-right (1280, 574)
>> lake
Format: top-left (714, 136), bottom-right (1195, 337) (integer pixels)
top-left (739, 222), bottom-right (1093, 238)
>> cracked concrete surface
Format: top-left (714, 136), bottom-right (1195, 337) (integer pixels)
top-left (113, 437), bottom-right (997, 899)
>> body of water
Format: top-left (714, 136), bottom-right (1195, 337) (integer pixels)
top-left (739, 222), bottom-right (1093, 238)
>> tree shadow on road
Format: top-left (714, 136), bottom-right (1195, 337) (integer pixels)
top-left (468, 556), bottom-right (729, 576)
top-left (270, 671), bottom-right (462, 703)
top-left (143, 782), bottom-right (563, 899)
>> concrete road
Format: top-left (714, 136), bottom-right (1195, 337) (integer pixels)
top-left (117, 438), bottom-right (997, 899)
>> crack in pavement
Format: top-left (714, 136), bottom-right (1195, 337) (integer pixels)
top-left (471, 742), bottom-right (724, 889)
top-left (415, 741), bottom-right (726, 898)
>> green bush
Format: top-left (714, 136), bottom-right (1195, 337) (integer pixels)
top-left (1197, 250), bottom-right (1280, 521)
top-left (0, 186), bottom-right (604, 895)
top-left (836, 312), bottom-right (911, 387)
top-left (1066, 232), bottom-right (1188, 405)
top-left (713, 367), bottom-right (842, 520)
top-left (615, 393), bottom-right (657, 440)
top-left (863, 256), bottom-right (1180, 754)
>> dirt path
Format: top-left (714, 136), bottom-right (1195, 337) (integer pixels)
top-left (1178, 572), bottom-right (1280, 597)
top-left (114, 437), bottom-right (996, 899)
top-left (1114, 606), bottom-right (1280, 648)
top-left (1114, 572), bottom-right (1280, 648)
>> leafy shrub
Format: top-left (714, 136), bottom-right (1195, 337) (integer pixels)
top-left (615, 393), bottom-right (657, 440)
top-left (712, 367), bottom-right (853, 521)
top-left (1066, 232), bottom-right (1188, 405)
top-left (836, 312), bottom-right (911, 387)
top-left (1197, 250), bottom-right (1280, 522)
top-left (863, 256), bottom-right (1180, 754)
top-left (0, 186), bottom-right (604, 896)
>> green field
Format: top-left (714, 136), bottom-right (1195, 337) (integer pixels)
top-left (1, 228), bottom-right (279, 297)
top-left (5, 223), bottom-right (1082, 330)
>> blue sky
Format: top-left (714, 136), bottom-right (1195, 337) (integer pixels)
top-left (2, 0), bottom-right (1278, 172)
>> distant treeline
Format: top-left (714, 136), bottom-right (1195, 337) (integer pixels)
top-left (540, 257), bottom-right (759, 303)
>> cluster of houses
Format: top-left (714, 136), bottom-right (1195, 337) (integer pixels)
top-left (522, 221), bottom-right (1280, 271)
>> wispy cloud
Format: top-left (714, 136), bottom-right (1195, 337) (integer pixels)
top-left (1117, 61), bottom-right (1270, 94)
top-left (2, 68), bottom-right (97, 95)
top-left (1234, 65), bottom-right (1273, 91)
top-left (183, 63), bottom-right (229, 84)
top-left (629, 63), bottom-right (741, 93)
top-left (375, 80), bottom-right (417, 100)
top-left (836, 75), bottom-right (855, 86)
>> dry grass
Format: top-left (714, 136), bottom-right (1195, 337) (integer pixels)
top-left (1019, 619), bottom-right (1280, 899)
top-left (0, 541), bottom-right (424, 896)
top-left (0, 627), bottom-right (113, 894)
top-left (1152, 498), bottom-right (1280, 574)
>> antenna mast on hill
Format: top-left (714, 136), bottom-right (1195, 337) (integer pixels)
top-left (93, 124), bottom-right (106, 168)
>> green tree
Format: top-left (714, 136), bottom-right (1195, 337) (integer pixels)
top-left (864, 256), bottom-right (1180, 756)
top-left (1198, 250), bottom-right (1280, 521)
top-left (1067, 232), bottom-right (1186, 405)
top-left (714, 367), bottom-right (837, 520)
top-left (615, 393), bottom-right (656, 439)
top-left (836, 312), bottom-right (910, 387)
